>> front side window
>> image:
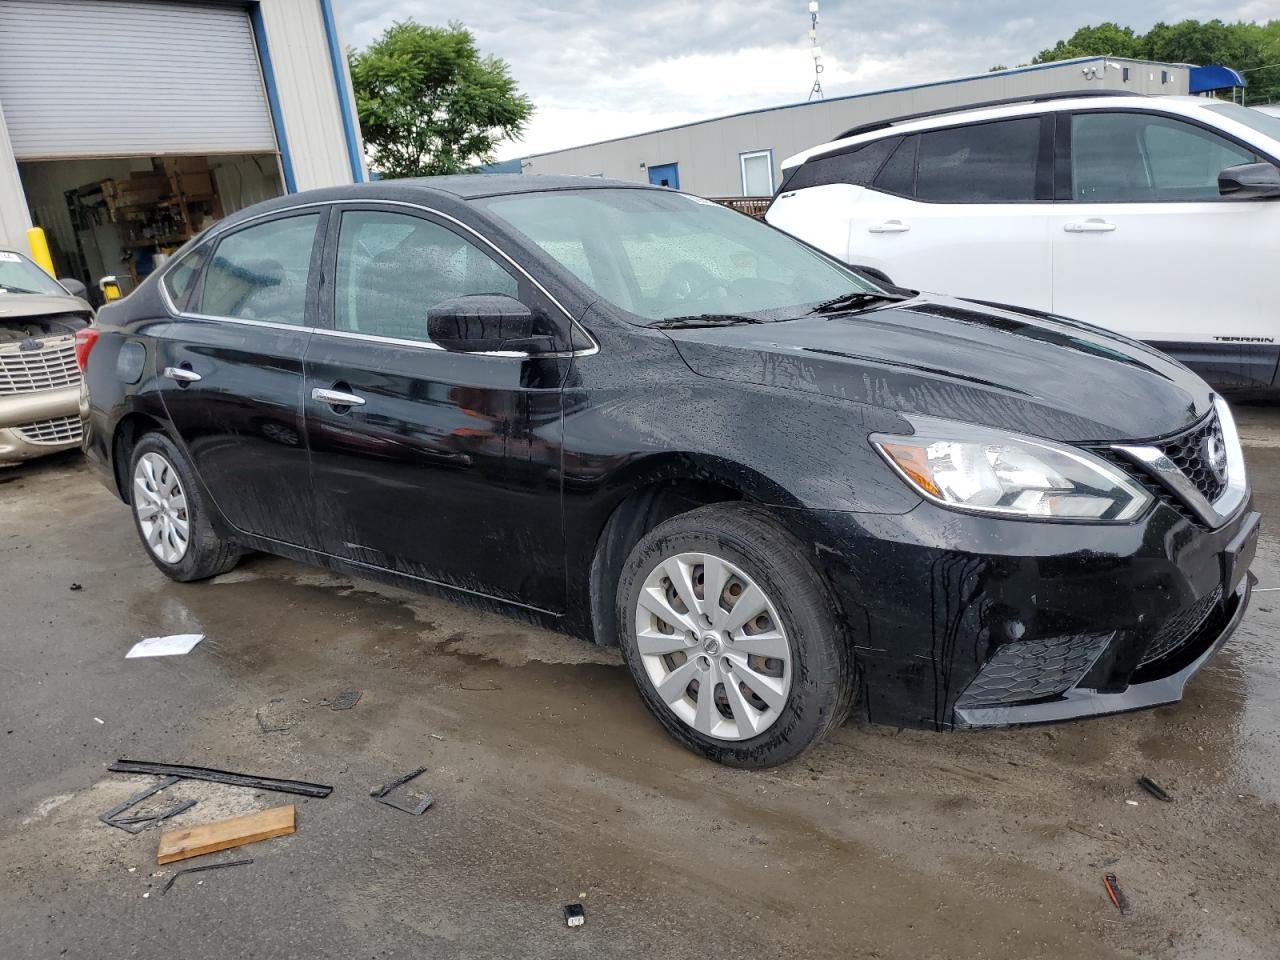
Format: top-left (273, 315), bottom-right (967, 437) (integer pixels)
top-left (0, 250), bottom-right (67, 297)
top-left (479, 188), bottom-right (876, 323)
top-left (334, 210), bottom-right (518, 343)
top-left (198, 214), bottom-right (319, 324)
top-left (1072, 112), bottom-right (1257, 202)
top-left (914, 118), bottom-right (1041, 202)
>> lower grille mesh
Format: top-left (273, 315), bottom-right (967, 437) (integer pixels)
top-left (1139, 587), bottom-right (1222, 668)
top-left (956, 632), bottom-right (1113, 708)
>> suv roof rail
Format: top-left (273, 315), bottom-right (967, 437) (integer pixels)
top-left (832, 89), bottom-right (1147, 142)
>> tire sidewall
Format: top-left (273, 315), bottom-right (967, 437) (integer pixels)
top-left (617, 508), bottom-right (850, 767)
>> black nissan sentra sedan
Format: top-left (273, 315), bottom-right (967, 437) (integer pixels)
top-left (78, 175), bottom-right (1259, 767)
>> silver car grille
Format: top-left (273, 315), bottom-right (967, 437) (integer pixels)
top-left (15, 414), bottom-right (83, 445)
top-left (0, 340), bottom-right (81, 395)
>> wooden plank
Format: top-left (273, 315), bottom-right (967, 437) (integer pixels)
top-left (157, 804), bottom-right (295, 865)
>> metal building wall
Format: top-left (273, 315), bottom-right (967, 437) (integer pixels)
top-left (524, 58), bottom-right (1193, 197)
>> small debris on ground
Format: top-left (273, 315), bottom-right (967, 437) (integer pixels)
top-left (329, 690), bottom-right (362, 711)
top-left (255, 699), bottom-right (295, 734)
top-left (1103, 873), bottom-right (1129, 914)
top-left (371, 766), bottom-right (434, 815)
top-left (99, 776), bottom-right (196, 834)
top-left (69, 583), bottom-right (82, 591)
top-left (126, 634), bottom-right (206, 659)
top-left (109, 759), bottom-right (333, 798)
top-left (157, 805), bottom-right (295, 865)
top-left (160, 857), bottom-right (254, 895)
top-left (1125, 799), bottom-right (1139, 806)
top-left (1138, 775), bottom-right (1173, 802)
top-left (564, 903), bottom-right (586, 927)
top-left (459, 679), bottom-right (502, 691)
top-left (93, 717), bottom-right (105, 725)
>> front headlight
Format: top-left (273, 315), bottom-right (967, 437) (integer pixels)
top-left (873, 416), bottom-right (1152, 521)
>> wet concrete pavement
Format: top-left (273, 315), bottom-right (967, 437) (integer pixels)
top-left (3, 406), bottom-right (1280, 959)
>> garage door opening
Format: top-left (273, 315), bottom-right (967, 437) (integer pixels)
top-left (18, 153), bottom-right (282, 302)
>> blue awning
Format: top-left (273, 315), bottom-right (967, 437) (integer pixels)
top-left (1190, 65), bottom-right (1247, 93)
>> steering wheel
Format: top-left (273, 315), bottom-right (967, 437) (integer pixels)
top-left (658, 261), bottom-right (725, 306)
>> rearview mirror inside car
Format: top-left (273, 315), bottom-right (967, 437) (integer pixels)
top-left (1218, 162), bottom-right (1280, 199)
top-left (427, 294), bottom-right (544, 354)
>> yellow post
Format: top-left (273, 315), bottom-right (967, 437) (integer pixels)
top-left (26, 227), bottom-right (55, 276)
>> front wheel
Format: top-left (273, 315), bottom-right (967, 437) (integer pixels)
top-left (616, 504), bottom-right (856, 767)
top-left (128, 432), bottom-right (241, 582)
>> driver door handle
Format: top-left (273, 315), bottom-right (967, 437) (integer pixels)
top-left (868, 219), bottom-right (911, 234)
top-left (1063, 218), bottom-right (1117, 233)
top-left (312, 387), bottom-right (366, 407)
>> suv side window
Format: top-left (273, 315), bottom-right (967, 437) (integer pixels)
top-left (1071, 112), bottom-right (1257, 202)
top-left (914, 118), bottom-right (1041, 202)
top-left (334, 210), bottom-right (518, 343)
top-left (198, 214), bottom-right (320, 324)
top-left (783, 137), bottom-right (900, 192)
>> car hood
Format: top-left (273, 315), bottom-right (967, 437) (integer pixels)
top-left (662, 295), bottom-right (1212, 443)
top-left (0, 292), bottom-right (91, 318)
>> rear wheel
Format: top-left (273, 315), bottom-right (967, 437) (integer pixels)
top-left (128, 432), bottom-right (240, 582)
top-left (616, 503), bottom-right (855, 767)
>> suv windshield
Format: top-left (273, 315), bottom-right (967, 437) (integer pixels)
top-left (0, 251), bottom-right (67, 297)
top-left (1205, 102), bottom-right (1280, 143)
top-left (478, 188), bottom-right (877, 322)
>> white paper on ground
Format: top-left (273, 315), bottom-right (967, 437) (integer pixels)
top-left (125, 633), bottom-right (206, 658)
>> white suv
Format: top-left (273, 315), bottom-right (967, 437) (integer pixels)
top-left (767, 93), bottom-right (1280, 389)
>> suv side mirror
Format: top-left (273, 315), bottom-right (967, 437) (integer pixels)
top-left (59, 277), bottom-right (88, 299)
top-left (1218, 162), bottom-right (1280, 199)
top-left (427, 294), bottom-right (544, 353)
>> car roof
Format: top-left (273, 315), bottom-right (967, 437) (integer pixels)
top-left (400, 173), bottom-right (647, 199)
top-left (781, 94), bottom-right (1225, 170)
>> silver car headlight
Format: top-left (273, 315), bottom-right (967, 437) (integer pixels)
top-left (872, 415), bottom-right (1152, 521)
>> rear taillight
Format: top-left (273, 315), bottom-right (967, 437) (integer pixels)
top-left (74, 327), bottom-right (100, 372)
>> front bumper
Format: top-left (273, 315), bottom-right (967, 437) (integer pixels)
top-left (793, 496), bottom-right (1260, 731)
top-left (0, 385), bottom-right (83, 464)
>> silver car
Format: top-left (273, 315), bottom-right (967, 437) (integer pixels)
top-left (0, 248), bottom-right (93, 464)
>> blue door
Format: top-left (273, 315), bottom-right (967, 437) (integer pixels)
top-left (647, 163), bottom-right (679, 189)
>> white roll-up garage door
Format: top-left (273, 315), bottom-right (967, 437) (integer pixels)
top-left (0, 0), bottom-right (278, 159)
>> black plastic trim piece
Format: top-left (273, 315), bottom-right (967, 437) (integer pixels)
top-left (109, 760), bottom-right (334, 798)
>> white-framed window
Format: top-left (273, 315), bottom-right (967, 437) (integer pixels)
top-left (740, 149), bottom-right (775, 196)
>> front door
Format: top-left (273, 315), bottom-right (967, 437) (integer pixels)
top-left (303, 205), bottom-right (571, 612)
top-left (1051, 110), bottom-right (1280, 386)
top-left (154, 210), bottom-right (325, 545)
top-left (648, 163), bottom-right (680, 189)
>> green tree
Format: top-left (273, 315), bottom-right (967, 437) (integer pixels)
top-left (1031, 22), bottom-right (1141, 63)
top-left (348, 21), bottom-right (533, 177)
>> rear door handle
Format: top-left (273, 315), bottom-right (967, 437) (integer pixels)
top-left (1063, 219), bottom-right (1116, 233)
top-left (162, 366), bottom-right (201, 384)
top-left (312, 387), bottom-right (366, 407)
top-left (868, 220), bottom-right (911, 234)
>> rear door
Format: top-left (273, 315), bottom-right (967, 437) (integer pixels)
top-left (302, 204), bottom-right (572, 612)
top-left (846, 116), bottom-right (1055, 309)
top-left (154, 209), bottom-right (325, 545)
top-left (1050, 109), bottom-right (1280, 386)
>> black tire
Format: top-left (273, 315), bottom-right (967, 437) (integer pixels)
top-left (127, 431), bottom-right (241, 582)
top-left (616, 503), bottom-right (856, 768)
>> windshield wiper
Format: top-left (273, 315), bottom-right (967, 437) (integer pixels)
top-left (0, 284), bottom-right (42, 295)
top-left (811, 290), bottom-right (907, 314)
top-left (651, 313), bottom-right (765, 329)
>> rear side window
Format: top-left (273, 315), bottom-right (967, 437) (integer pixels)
top-left (198, 214), bottom-right (320, 324)
top-left (161, 244), bottom-right (208, 312)
top-left (782, 137), bottom-right (900, 192)
top-left (1071, 112), bottom-right (1257, 202)
top-left (873, 135), bottom-right (918, 196)
top-left (333, 210), bottom-right (518, 343)
top-left (914, 118), bottom-right (1041, 202)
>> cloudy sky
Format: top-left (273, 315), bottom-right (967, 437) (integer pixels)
top-left (337, 0), bottom-right (1279, 159)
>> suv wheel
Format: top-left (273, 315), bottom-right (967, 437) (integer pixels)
top-left (128, 432), bottom-right (240, 582)
top-left (616, 503), bottom-right (855, 767)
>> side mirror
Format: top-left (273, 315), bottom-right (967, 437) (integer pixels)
top-left (59, 277), bottom-right (88, 299)
top-left (427, 294), bottom-right (540, 353)
top-left (849, 263), bottom-right (896, 287)
top-left (1218, 162), bottom-right (1280, 199)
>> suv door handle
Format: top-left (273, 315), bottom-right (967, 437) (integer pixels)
top-left (868, 220), bottom-right (911, 234)
top-left (1063, 219), bottom-right (1117, 233)
top-left (162, 366), bottom-right (202, 384)
top-left (312, 387), bottom-right (366, 407)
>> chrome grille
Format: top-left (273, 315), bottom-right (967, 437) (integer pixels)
top-left (14, 414), bottom-right (83, 445)
top-left (0, 340), bottom-right (81, 395)
top-left (1156, 413), bottom-right (1227, 503)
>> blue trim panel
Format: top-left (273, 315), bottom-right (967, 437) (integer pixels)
top-left (248, 2), bottom-right (296, 194)
top-left (1190, 64), bottom-right (1247, 93)
top-left (529, 56), bottom-right (1189, 158)
top-left (318, 0), bottom-right (365, 183)
top-left (1148, 340), bottom-right (1280, 391)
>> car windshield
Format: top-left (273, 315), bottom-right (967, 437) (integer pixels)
top-left (1205, 102), bottom-right (1280, 143)
top-left (0, 251), bottom-right (66, 297)
top-left (478, 188), bottom-right (877, 322)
